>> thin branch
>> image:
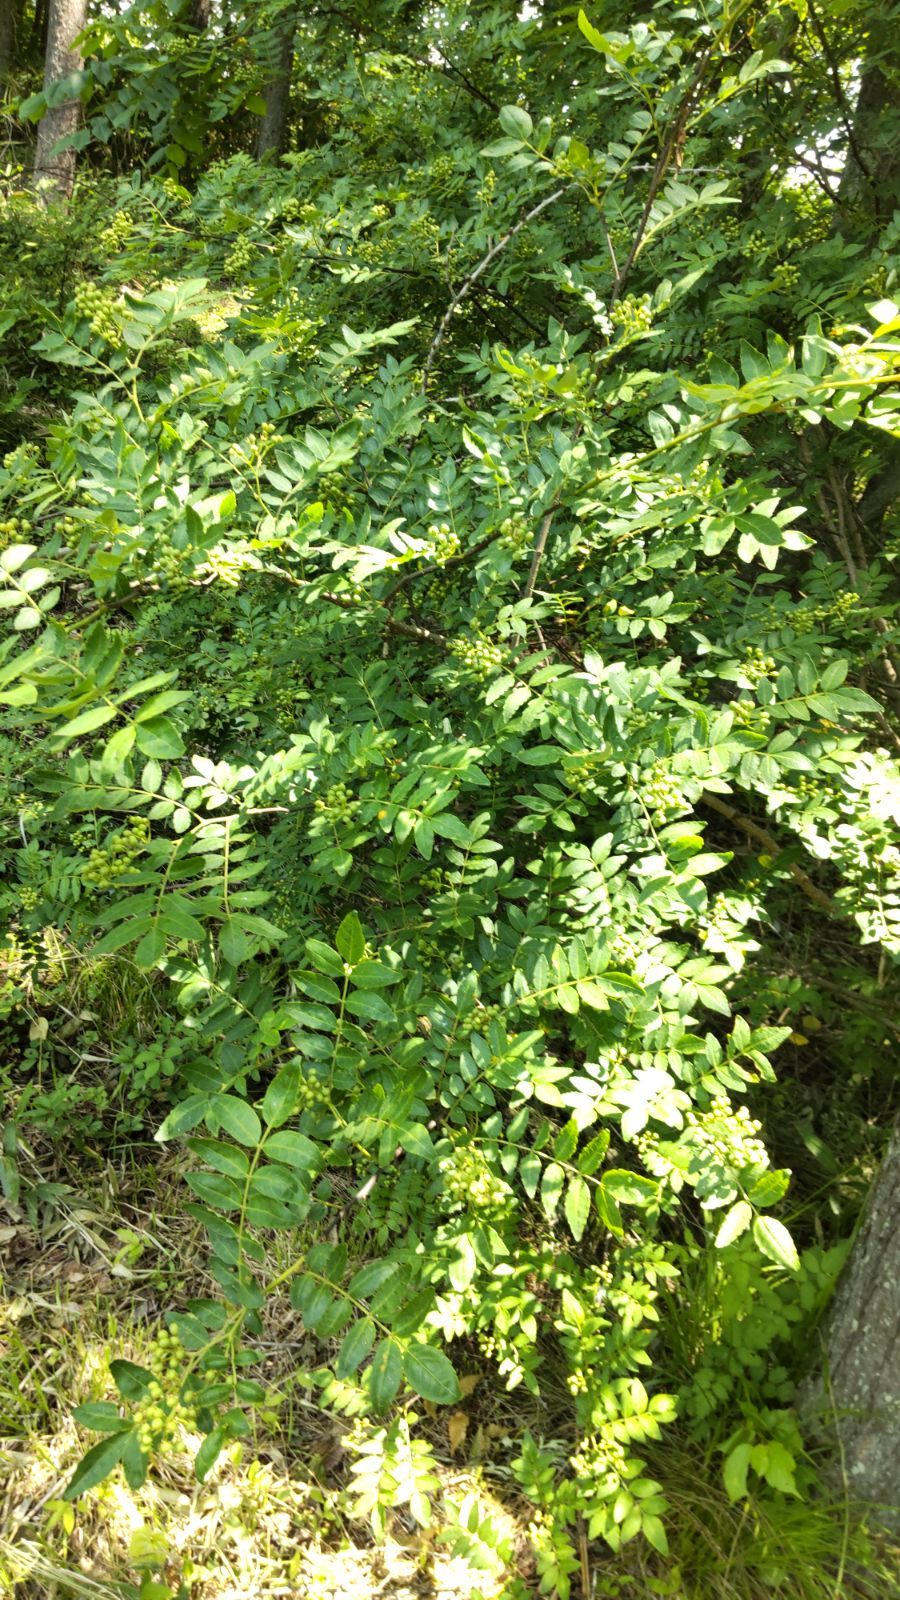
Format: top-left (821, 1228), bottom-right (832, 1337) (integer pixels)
top-left (430, 44), bottom-right (501, 114)
top-left (702, 792), bottom-right (836, 914)
top-left (523, 506), bottom-right (556, 599)
top-left (383, 527), bottom-right (505, 604)
top-left (609, 42), bottom-right (714, 306)
top-left (420, 185), bottom-right (574, 391)
top-left (805, 0), bottom-right (873, 182)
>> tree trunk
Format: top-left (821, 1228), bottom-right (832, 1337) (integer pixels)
top-left (802, 1120), bottom-right (900, 1527)
top-left (256, 9), bottom-right (295, 159)
top-left (0, 0), bottom-right (15, 84)
top-left (188, 0), bottom-right (212, 29)
top-left (837, 18), bottom-right (900, 228)
top-left (33, 0), bottom-right (87, 201)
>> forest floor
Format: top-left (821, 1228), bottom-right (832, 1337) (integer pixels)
top-left (0, 1147), bottom-right (526, 1600)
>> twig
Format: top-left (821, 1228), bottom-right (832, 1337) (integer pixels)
top-left (430, 43), bottom-right (501, 114)
top-left (420, 185), bottom-right (573, 390)
top-left (609, 41), bottom-right (714, 307)
top-left (701, 792), bottom-right (836, 914)
top-left (805, 0), bottom-right (873, 183)
top-left (383, 527), bottom-right (505, 603)
top-left (522, 43), bottom-right (716, 599)
top-left (523, 505), bottom-right (557, 599)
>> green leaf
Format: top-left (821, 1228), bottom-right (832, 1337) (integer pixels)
top-left (156, 1094), bottom-right (209, 1141)
top-left (553, 1119), bottom-right (578, 1162)
top-left (53, 705), bottom-right (118, 744)
top-left (335, 911), bottom-right (366, 964)
top-left (715, 1201), bottom-right (753, 1249)
top-left (63, 1430), bottom-right (132, 1499)
top-left (368, 1338), bottom-right (403, 1411)
top-left (398, 1123), bottom-right (435, 1159)
top-left (752, 1214), bottom-right (800, 1271)
top-left (219, 919), bottom-right (251, 966)
top-left (723, 1441), bottom-right (752, 1503)
top-left (261, 1063), bottom-right (301, 1128)
top-left (134, 716), bottom-right (185, 759)
top-left (110, 1360), bottom-right (153, 1400)
top-left (135, 927), bottom-right (166, 967)
top-left (578, 1131), bottom-right (610, 1176)
top-left (345, 990), bottom-right (394, 1024)
top-left (602, 1169), bottom-right (658, 1205)
top-left (187, 1138), bottom-right (250, 1180)
top-left (72, 1402), bottom-right (128, 1432)
top-left (213, 1095), bottom-right (262, 1148)
top-left (541, 1161), bottom-right (564, 1219)
top-left (402, 1342), bottom-right (461, 1405)
top-left (499, 105), bottom-right (533, 140)
top-left (564, 1176), bottom-right (591, 1241)
top-left (337, 1318), bottom-right (376, 1377)
top-left (305, 938), bottom-right (344, 976)
top-left (430, 813), bottom-right (472, 845)
top-left (265, 1130), bottom-right (320, 1170)
top-left (194, 1425), bottom-right (227, 1482)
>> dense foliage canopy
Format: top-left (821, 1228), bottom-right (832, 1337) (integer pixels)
top-left (1, 2), bottom-right (899, 1596)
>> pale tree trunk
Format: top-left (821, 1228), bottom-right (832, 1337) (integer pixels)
top-left (803, 1120), bottom-right (900, 1527)
top-left (33, 0), bottom-right (87, 200)
top-left (256, 6), bottom-right (295, 159)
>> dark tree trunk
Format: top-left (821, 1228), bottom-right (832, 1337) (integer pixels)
top-left (256, 11), bottom-right (295, 159)
top-left (0, 0), bottom-right (15, 83)
top-left (802, 1120), bottom-right (900, 1527)
top-left (837, 18), bottom-right (900, 228)
top-left (189, 0), bottom-right (212, 29)
top-left (33, 0), bottom-right (87, 200)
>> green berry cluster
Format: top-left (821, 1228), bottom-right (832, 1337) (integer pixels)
top-left (564, 755), bottom-right (606, 795)
top-left (280, 198), bottom-right (318, 223)
top-left (773, 261), bottom-right (800, 292)
top-left (643, 762), bottom-right (686, 821)
top-left (498, 514), bottom-right (529, 552)
top-left (428, 522), bottom-right (460, 562)
top-left (744, 229), bottom-right (768, 256)
top-left (610, 294), bottom-right (653, 337)
top-left (451, 635), bottom-right (505, 680)
top-left (408, 213), bottom-right (442, 258)
top-left (227, 421), bottom-right (285, 467)
top-left (295, 1067), bottom-right (330, 1110)
top-left (73, 281), bottom-right (122, 347)
top-left (684, 1095), bottom-right (767, 1170)
top-left (147, 531), bottom-right (190, 592)
top-left (728, 697), bottom-right (771, 731)
top-left (791, 591), bottom-right (861, 636)
top-left (224, 235), bottom-right (257, 277)
top-left (82, 817), bottom-right (149, 889)
top-left (793, 773), bottom-right (820, 802)
top-left (314, 781), bottom-right (356, 822)
top-left (477, 168), bottom-right (496, 206)
top-left (2, 442), bottom-right (39, 472)
top-left (569, 1431), bottom-right (628, 1483)
top-left (439, 1146), bottom-right (509, 1216)
top-left (133, 1328), bottom-right (198, 1456)
top-left (160, 177), bottom-right (188, 207)
top-left (741, 648), bottom-right (776, 686)
top-left (0, 516), bottom-right (27, 549)
top-left (99, 211), bottom-right (133, 253)
top-left (18, 885), bottom-right (40, 911)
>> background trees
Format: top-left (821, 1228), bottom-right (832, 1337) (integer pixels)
top-left (0, 3), bottom-right (898, 1596)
